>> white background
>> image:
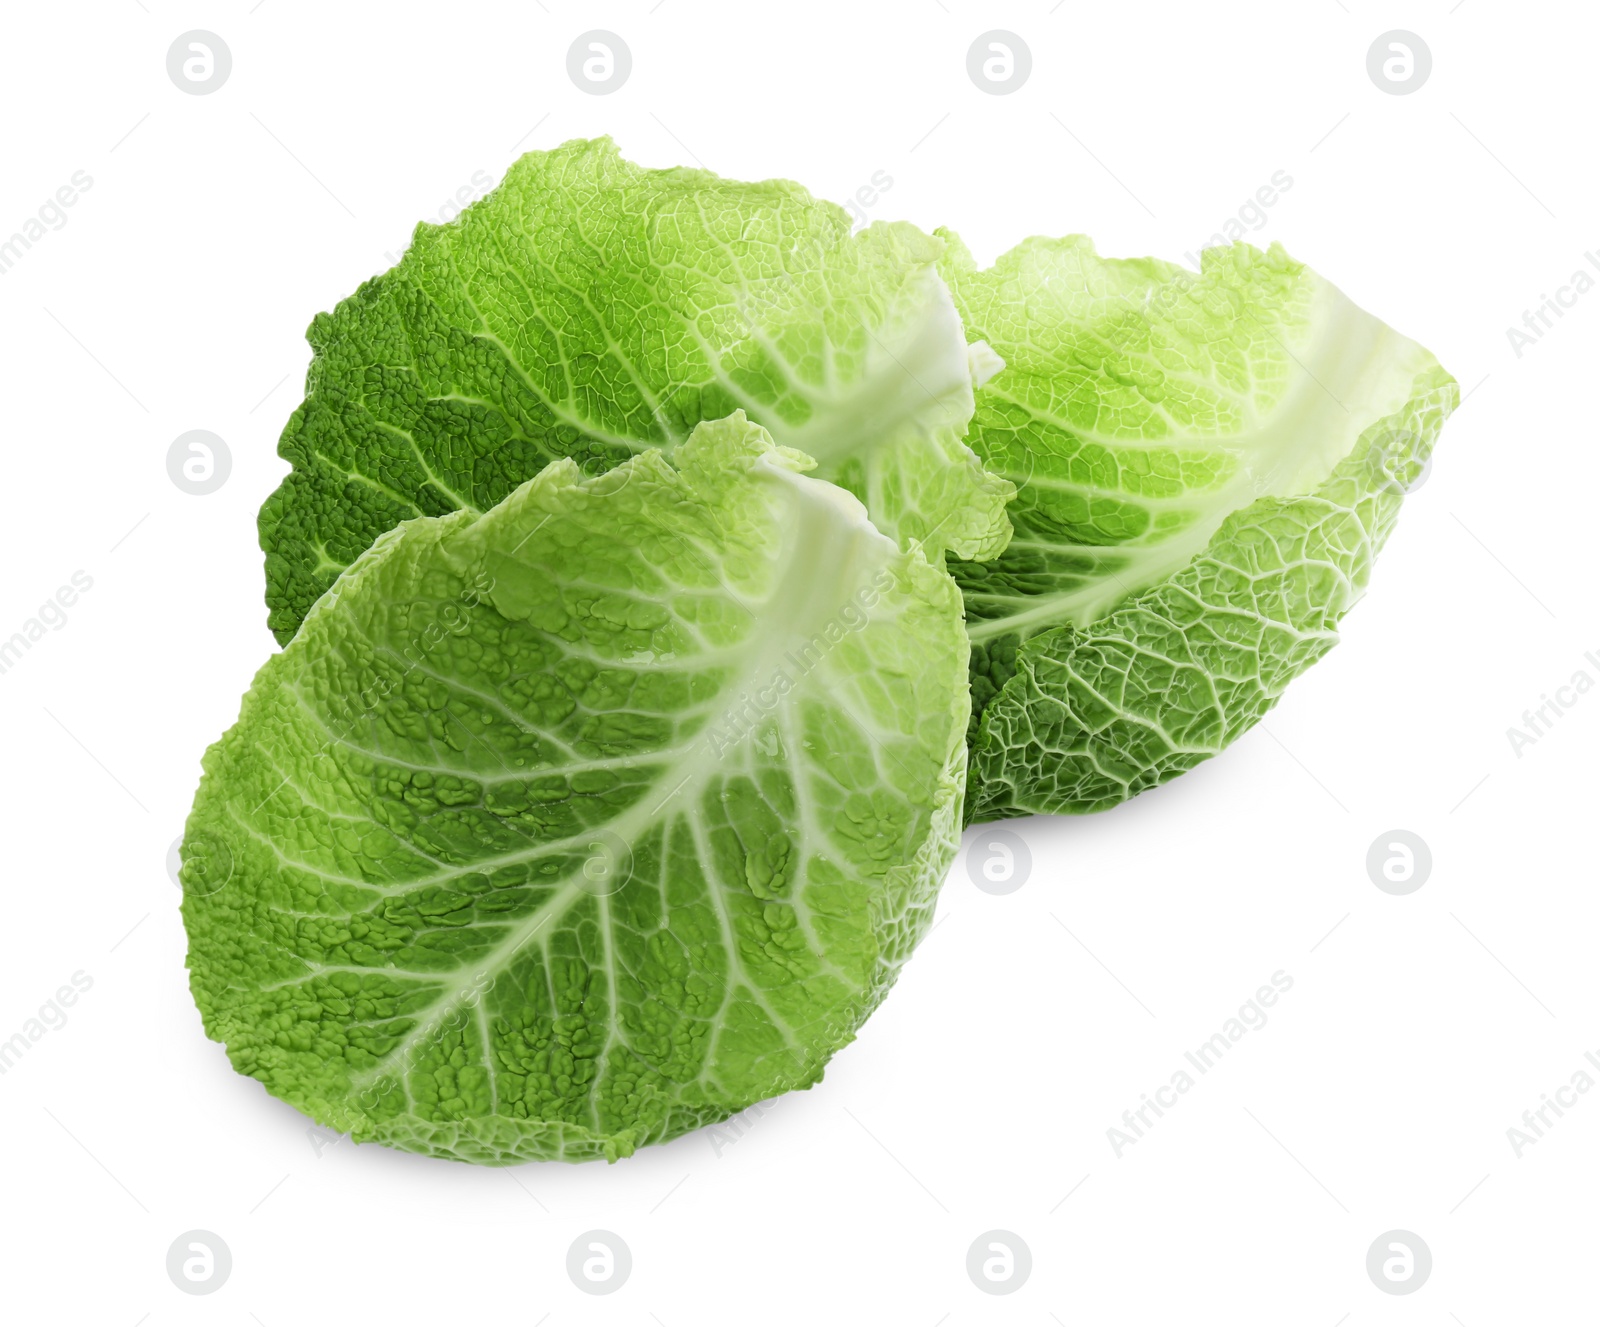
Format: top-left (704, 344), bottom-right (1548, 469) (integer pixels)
top-left (0, 1), bottom-right (1594, 1322)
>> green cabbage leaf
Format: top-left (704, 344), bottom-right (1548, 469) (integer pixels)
top-left (259, 138), bottom-right (1012, 645)
top-left (941, 236), bottom-right (1456, 819)
top-left (183, 414), bottom-right (969, 1163)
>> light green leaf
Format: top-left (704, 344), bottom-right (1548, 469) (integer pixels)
top-left (260, 137), bottom-right (1012, 643)
top-left (938, 234), bottom-right (1457, 819)
top-left (184, 413), bottom-right (970, 1163)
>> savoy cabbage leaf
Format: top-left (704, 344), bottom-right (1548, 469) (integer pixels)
top-left (939, 235), bottom-right (1457, 819)
top-left (183, 413), bottom-right (970, 1163)
top-left (259, 137), bottom-right (1012, 644)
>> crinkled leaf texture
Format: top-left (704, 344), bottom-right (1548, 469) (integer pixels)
top-left (183, 414), bottom-right (970, 1164)
top-left (939, 235), bottom-right (1458, 820)
top-left (260, 136), bottom-right (1012, 644)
